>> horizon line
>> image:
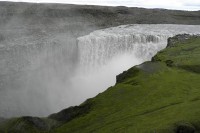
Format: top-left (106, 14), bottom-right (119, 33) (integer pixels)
top-left (0, 0), bottom-right (199, 11)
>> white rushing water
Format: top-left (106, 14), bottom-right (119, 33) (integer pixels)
top-left (0, 24), bottom-right (200, 117)
top-left (78, 24), bottom-right (200, 71)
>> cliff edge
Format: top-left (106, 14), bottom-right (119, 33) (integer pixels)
top-left (0, 34), bottom-right (200, 133)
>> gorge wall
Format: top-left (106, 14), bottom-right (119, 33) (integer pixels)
top-left (1, 23), bottom-right (200, 117)
top-left (0, 2), bottom-right (200, 117)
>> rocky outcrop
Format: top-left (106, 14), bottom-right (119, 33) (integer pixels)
top-left (48, 99), bottom-right (93, 122)
top-left (175, 123), bottom-right (196, 133)
top-left (21, 116), bottom-right (48, 130)
top-left (116, 67), bottom-right (140, 83)
top-left (167, 34), bottom-right (200, 47)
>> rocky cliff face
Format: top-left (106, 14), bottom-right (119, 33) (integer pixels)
top-left (167, 34), bottom-right (200, 47)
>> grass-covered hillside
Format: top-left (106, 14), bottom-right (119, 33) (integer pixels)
top-left (0, 34), bottom-right (200, 133)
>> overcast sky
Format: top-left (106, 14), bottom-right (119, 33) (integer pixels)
top-left (1, 0), bottom-right (200, 11)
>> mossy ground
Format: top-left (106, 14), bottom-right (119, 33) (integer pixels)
top-left (0, 37), bottom-right (200, 133)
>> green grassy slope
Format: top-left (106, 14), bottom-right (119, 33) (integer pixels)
top-left (0, 35), bottom-right (200, 133)
top-left (52, 35), bottom-right (200, 133)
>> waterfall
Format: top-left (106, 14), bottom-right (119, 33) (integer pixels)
top-left (0, 24), bottom-right (200, 117)
top-left (78, 34), bottom-right (168, 71)
top-left (78, 24), bottom-right (200, 72)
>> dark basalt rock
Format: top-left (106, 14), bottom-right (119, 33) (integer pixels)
top-left (21, 116), bottom-right (48, 130)
top-left (167, 34), bottom-right (200, 47)
top-left (116, 67), bottom-right (140, 83)
top-left (176, 123), bottom-right (196, 133)
top-left (48, 99), bottom-right (93, 122)
top-left (165, 60), bottom-right (174, 67)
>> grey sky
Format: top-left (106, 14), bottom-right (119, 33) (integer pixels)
top-left (1, 0), bottom-right (200, 10)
